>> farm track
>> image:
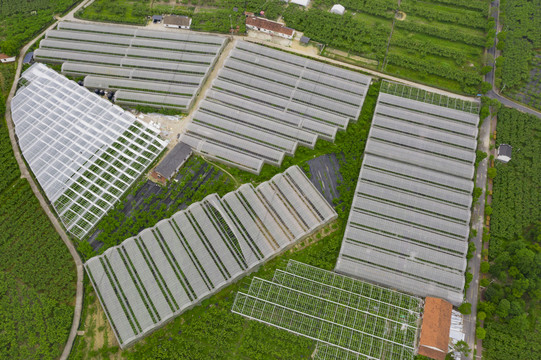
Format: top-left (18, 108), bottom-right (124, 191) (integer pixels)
top-left (3, 1), bottom-right (95, 359)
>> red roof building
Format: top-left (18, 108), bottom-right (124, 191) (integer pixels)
top-left (418, 297), bottom-right (453, 360)
top-left (245, 16), bottom-right (294, 39)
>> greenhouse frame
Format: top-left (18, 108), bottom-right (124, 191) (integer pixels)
top-left (232, 260), bottom-right (423, 360)
top-left (85, 166), bottom-right (337, 348)
top-left (180, 41), bottom-right (371, 173)
top-left (11, 64), bottom-right (167, 238)
top-left (34, 21), bottom-right (227, 111)
top-left (335, 81), bottom-right (480, 305)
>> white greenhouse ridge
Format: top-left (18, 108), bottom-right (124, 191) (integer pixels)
top-left (336, 81), bottom-right (480, 306)
top-left (35, 21), bottom-right (227, 111)
top-left (85, 166), bottom-right (337, 347)
top-left (11, 64), bottom-right (167, 238)
top-left (180, 41), bottom-right (371, 174)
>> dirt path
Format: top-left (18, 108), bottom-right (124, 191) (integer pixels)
top-left (3, 1), bottom-right (96, 359)
top-left (202, 156), bottom-right (240, 188)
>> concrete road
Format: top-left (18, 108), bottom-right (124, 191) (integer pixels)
top-left (3, 1), bottom-right (95, 359)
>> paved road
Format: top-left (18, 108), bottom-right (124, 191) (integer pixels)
top-left (3, 1), bottom-right (95, 359)
top-left (485, 0), bottom-right (541, 119)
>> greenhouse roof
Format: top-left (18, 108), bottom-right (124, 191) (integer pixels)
top-left (180, 41), bottom-right (371, 174)
top-left (85, 166), bottom-right (337, 348)
top-left (336, 81), bottom-right (480, 305)
top-left (233, 260), bottom-right (423, 360)
top-left (11, 64), bottom-right (167, 238)
top-left (34, 21), bottom-right (226, 111)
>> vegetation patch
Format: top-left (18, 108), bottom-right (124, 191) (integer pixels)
top-left (481, 108), bottom-right (541, 360)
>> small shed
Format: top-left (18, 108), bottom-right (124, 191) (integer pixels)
top-left (0, 53), bottom-right (16, 63)
top-left (418, 297), bottom-right (452, 360)
top-left (289, 0), bottom-right (311, 6)
top-left (163, 15), bottom-right (192, 29)
top-left (152, 15), bottom-right (163, 23)
top-left (300, 36), bottom-right (310, 44)
top-left (23, 52), bottom-right (34, 64)
top-left (497, 144), bottom-right (512, 163)
top-left (330, 4), bottom-right (345, 15)
top-left (151, 142), bottom-right (192, 185)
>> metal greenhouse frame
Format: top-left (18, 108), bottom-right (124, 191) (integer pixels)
top-left (11, 64), bottom-right (167, 238)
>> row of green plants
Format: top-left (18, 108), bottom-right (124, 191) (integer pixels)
top-left (480, 108), bottom-right (541, 360)
top-left (400, 0), bottom-right (488, 30)
top-left (283, 5), bottom-right (390, 61)
top-left (0, 0), bottom-right (80, 55)
top-left (499, 0), bottom-right (541, 91)
top-left (0, 43), bottom-right (77, 358)
top-left (77, 157), bottom-right (236, 259)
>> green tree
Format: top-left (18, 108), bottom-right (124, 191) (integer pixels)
top-left (481, 65), bottom-right (493, 75)
top-left (487, 167), bottom-right (497, 179)
top-left (477, 311), bottom-right (486, 321)
top-left (485, 205), bottom-right (493, 216)
top-left (480, 81), bottom-right (493, 94)
top-left (481, 261), bottom-right (490, 273)
top-left (476, 326), bottom-right (486, 340)
top-left (496, 298), bottom-right (510, 318)
top-left (458, 302), bottom-right (472, 315)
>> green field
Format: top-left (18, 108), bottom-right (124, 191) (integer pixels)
top-left (384, 0), bottom-right (489, 93)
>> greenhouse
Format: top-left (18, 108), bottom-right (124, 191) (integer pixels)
top-left (335, 81), bottom-right (480, 305)
top-left (11, 64), bottom-right (167, 239)
top-left (232, 260), bottom-right (423, 360)
top-left (85, 166), bottom-right (337, 347)
top-left (180, 41), bottom-right (371, 173)
top-left (34, 21), bottom-right (226, 111)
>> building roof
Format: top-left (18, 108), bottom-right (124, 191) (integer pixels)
top-left (498, 143), bottom-right (512, 158)
top-left (290, 0), bottom-right (310, 6)
top-left (418, 297), bottom-right (453, 360)
top-left (23, 52), bottom-right (33, 64)
top-left (152, 15), bottom-right (163, 21)
top-left (300, 36), bottom-right (310, 44)
top-left (163, 15), bottom-right (191, 27)
top-left (331, 4), bottom-right (346, 14)
top-left (154, 141), bottom-right (192, 179)
top-left (0, 53), bottom-right (15, 60)
top-left (246, 16), bottom-right (294, 36)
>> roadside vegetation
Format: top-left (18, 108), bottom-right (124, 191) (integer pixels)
top-left (0, 65), bottom-right (76, 359)
top-left (69, 81), bottom-right (380, 360)
top-left (496, 0), bottom-right (541, 110)
top-left (479, 108), bottom-right (541, 359)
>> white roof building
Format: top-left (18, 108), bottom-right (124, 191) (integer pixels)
top-left (331, 4), bottom-right (345, 15)
top-left (497, 144), bottom-right (512, 163)
top-left (287, 0), bottom-right (310, 7)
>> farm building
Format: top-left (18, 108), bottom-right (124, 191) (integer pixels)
top-left (0, 53), bottom-right (15, 63)
top-left (34, 21), bottom-right (226, 112)
top-left (23, 51), bottom-right (33, 64)
top-left (151, 141), bottom-right (192, 185)
top-left (418, 297), bottom-right (453, 360)
top-left (85, 166), bottom-right (337, 347)
top-left (11, 64), bottom-right (167, 239)
top-left (152, 15), bottom-right (163, 23)
top-left (497, 143), bottom-right (512, 162)
top-left (163, 15), bottom-right (192, 29)
top-left (335, 81), bottom-right (480, 306)
top-left (284, 0), bottom-right (311, 6)
top-left (245, 16), bottom-right (295, 39)
top-left (300, 35), bottom-right (310, 44)
top-left (330, 4), bottom-right (345, 15)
